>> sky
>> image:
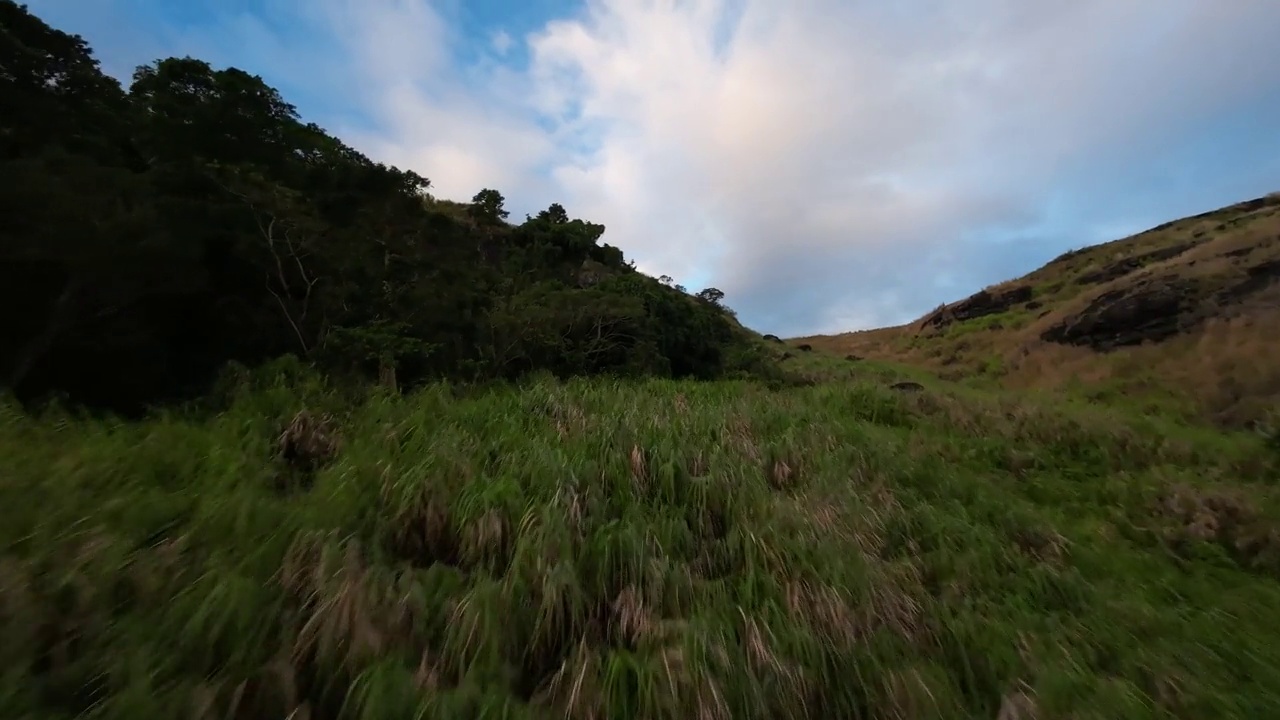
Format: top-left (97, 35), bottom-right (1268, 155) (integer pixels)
top-left (25, 0), bottom-right (1280, 336)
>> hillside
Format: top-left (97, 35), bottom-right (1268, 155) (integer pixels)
top-left (4, 360), bottom-right (1280, 719)
top-left (0, 2), bottom-right (767, 417)
top-left (797, 194), bottom-right (1280, 428)
top-left (7, 3), bottom-right (1280, 719)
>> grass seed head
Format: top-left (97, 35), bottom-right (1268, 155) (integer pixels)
top-left (278, 409), bottom-right (340, 473)
top-left (996, 684), bottom-right (1039, 720)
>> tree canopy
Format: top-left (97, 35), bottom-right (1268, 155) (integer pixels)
top-left (0, 2), bottom-right (769, 415)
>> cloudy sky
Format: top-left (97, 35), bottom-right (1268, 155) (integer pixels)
top-left (26, 0), bottom-right (1280, 336)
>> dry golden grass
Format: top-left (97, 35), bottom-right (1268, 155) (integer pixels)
top-left (798, 194), bottom-right (1280, 427)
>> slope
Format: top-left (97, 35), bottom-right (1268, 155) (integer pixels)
top-left (3, 360), bottom-right (1280, 719)
top-left (798, 193), bottom-right (1280, 427)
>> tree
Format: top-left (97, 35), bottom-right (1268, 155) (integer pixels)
top-left (129, 57), bottom-right (303, 170)
top-left (470, 188), bottom-right (509, 223)
top-left (696, 287), bottom-right (726, 307)
top-left (536, 202), bottom-right (569, 225)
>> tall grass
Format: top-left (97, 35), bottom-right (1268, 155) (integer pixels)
top-left (2, 362), bottom-right (1278, 719)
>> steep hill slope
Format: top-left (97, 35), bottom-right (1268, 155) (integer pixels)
top-left (798, 193), bottom-right (1280, 427)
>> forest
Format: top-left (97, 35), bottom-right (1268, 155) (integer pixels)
top-left (0, 1), bottom-right (770, 416)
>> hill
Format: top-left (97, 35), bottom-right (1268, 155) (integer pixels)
top-left (797, 194), bottom-right (1280, 428)
top-left (0, 1), bottom-right (769, 417)
top-left (6, 3), bottom-right (1280, 719)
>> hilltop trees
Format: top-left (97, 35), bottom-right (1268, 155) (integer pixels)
top-left (0, 1), bottom-right (760, 414)
top-left (469, 188), bottom-right (508, 223)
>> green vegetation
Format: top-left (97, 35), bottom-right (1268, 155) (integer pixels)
top-left (5, 3), bottom-right (1280, 719)
top-left (4, 362), bottom-right (1280, 719)
top-left (802, 195), bottom-right (1280, 430)
top-left (0, 2), bottom-right (765, 417)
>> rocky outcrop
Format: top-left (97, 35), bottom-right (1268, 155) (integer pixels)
top-left (1041, 279), bottom-right (1196, 350)
top-left (919, 285), bottom-right (1034, 330)
top-left (1042, 260), bottom-right (1280, 351)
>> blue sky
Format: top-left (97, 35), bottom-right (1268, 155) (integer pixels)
top-left (25, 0), bottom-right (1280, 336)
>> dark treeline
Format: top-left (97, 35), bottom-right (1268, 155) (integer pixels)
top-left (1, 2), bottom-right (770, 415)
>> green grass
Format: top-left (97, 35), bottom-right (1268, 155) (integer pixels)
top-left (2, 359), bottom-right (1279, 719)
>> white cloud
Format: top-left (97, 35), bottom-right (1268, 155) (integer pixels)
top-left (40, 0), bottom-right (1280, 335)
top-left (499, 0), bottom-right (1280, 333)
top-left (491, 29), bottom-right (513, 56)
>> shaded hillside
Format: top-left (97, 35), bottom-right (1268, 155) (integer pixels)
top-left (0, 2), bottom-right (767, 416)
top-left (798, 193), bottom-right (1280, 427)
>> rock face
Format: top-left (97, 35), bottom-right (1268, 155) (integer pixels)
top-left (919, 285), bottom-right (1034, 330)
top-left (1041, 279), bottom-right (1196, 350)
top-left (1042, 261), bottom-right (1280, 351)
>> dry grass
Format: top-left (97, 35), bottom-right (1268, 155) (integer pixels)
top-left (797, 194), bottom-right (1280, 428)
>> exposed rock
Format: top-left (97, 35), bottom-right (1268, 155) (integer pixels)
top-left (1076, 240), bottom-right (1199, 285)
top-left (1042, 262), bottom-right (1280, 351)
top-left (762, 334), bottom-right (783, 343)
top-left (919, 285), bottom-right (1033, 330)
top-left (844, 354), bottom-right (862, 362)
top-left (1041, 279), bottom-right (1197, 350)
top-left (1025, 300), bottom-right (1042, 311)
top-left (797, 343), bottom-right (813, 352)
top-left (889, 381), bottom-right (924, 392)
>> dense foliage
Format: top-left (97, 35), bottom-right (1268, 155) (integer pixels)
top-left (0, 2), bottom-right (765, 415)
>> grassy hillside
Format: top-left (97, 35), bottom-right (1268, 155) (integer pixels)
top-left (798, 193), bottom-right (1280, 428)
top-left (7, 3), bottom-right (1280, 718)
top-left (3, 358), bottom-right (1280, 719)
